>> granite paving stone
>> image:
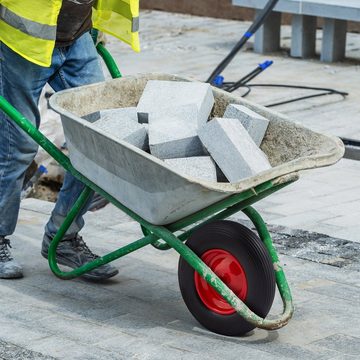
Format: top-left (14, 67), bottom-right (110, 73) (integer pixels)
top-left (0, 340), bottom-right (56, 360)
top-left (164, 156), bottom-right (217, 182)
top-left (136, 80), bottom-right (214, 126)
top-left (148, 105), bottom-right (206, 159)
top-left (223, 104), bottom-right (269, 146)
top-left (311, 334), bottom-right (360, 357)
top-left (93, 113), bottom-right (149, 151)
top-left (198, 118), bottom-right (271, 182)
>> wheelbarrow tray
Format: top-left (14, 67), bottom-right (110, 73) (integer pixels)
top-left (49, 73), bottom-right (344, 225)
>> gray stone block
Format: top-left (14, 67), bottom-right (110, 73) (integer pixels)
top-left (101, 107), bottom-right (138, 122)
top-left (93, 113), bottom-right (148, 151)
top-left (0, 339), bottom-right (53, 360)
top-left (148, 105), bottom-right (207, 159)
top-left (321, 18), bottom-right (347, 62)
top-left (198, 118), bottom-right (271, 182)
top-left (164, 156), bottom-right (217, 182)
top-left (83, 107), bottom-right (138, 123)
top-left (312, 334), bottom-right (360, 357)
top-left (223, 104), bottom-right (269, 146)
top-left (136, 80), bottom-right (214, 126)
top-left (254, 10), bottom-right (281, 54)
top-left (291, 15), bottom-right (317, 59)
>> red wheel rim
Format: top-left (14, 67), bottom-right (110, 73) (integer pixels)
top-left (194, 249), bottom-right (248, 315)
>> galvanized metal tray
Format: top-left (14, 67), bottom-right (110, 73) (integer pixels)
top-left (50, 73), bottom-right (344, 225)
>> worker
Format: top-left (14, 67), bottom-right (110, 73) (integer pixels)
top-left (0, 0), bottom-right (140, 279)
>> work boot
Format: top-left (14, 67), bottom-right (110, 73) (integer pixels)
top-left (41, 234), bottom-right (118, 280)
top-left (0, 237), bottom-right (23, 279)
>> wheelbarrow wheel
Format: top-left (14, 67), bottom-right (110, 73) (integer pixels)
top-left (178, 220), bottom-right (276, 336)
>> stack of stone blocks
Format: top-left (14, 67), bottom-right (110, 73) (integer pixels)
top-left (88, 80), bottom-right (271, 183)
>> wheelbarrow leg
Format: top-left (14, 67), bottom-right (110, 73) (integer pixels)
top-left (242, 206), bottom-right (294, 317)
top-left (47, 186), bottom-right (92, 277)
top-left (46, 185), bottom-right (160, 280)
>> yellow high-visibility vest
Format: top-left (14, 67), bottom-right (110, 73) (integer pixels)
top-left (0, 0), bottom-right (140, 67)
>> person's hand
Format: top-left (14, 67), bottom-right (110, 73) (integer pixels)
top-left (90, 29), bottom-right (107, 46)
top-left (96, 31), bottom-right (107, 46)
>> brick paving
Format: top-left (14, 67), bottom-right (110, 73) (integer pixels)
top-left (1, 201), bottom-right (359, 359)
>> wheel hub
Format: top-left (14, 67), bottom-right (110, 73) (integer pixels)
top-left (194, 249), bottom-right (248, 315)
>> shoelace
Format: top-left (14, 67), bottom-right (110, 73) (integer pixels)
top-left (0, 238), bottom-right (13, 262)
top-left (71, 236), bottom-right (99, 260)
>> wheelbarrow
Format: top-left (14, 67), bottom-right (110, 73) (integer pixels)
top-left (0, 48), bottom-right (344, 336)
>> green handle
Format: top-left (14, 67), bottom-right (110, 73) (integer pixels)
top-left (97, 42), bottom-right (122, 79)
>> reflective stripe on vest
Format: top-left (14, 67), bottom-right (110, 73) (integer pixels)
top-left (93, 0), bottom-right (140, 52)
top-left (132, 16), bottom-right (139, 32)
top-left (0, 4), bottom-right (56, 41)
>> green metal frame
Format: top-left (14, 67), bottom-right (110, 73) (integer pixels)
top-left (0, 45), bottom-right (295, 331)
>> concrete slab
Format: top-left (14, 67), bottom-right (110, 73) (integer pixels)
top-left (0, 339), bottom-right (56, 360)
top-left (312, 333), bottom-right (360, 356)
top-left (223, 104), bottom-right (269, 146)
top-left (291, 14), bottom-right (317, 58)
top-left (254, 10), bottom-right (281, 54)
top-left (148, 105), bottom-right (206, 159)
top-left (198, 118), bottom-right (271, 182)
top-left (83, 107), bottom-right (138, 124)
top-left (321, 18), bottom-right (347, 62)
top-left (164, 156), bottom-right (217, 182)
top-left (253, 158), bottom-right (360, 243)
top-left (136, 80), bottom-right (214, 126)
top-left (93, 113), bottom-right (149, 151)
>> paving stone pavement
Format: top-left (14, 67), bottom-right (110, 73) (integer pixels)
top-left (0, 200), bottom-right (358, 359)
top-left (250, 158), bottom-right (360, 243)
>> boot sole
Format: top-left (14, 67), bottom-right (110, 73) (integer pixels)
top-left (0, 272), bottom-right (23, 279)
top-left (41, 250), bottom-right (118, 280)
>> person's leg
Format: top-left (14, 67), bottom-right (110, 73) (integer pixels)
top-left (0, 41), bottom-right (60, 278)
top-left (42, 33), bottom-right (118, 280)
top-left (45, 32), bottom-right (105, 239)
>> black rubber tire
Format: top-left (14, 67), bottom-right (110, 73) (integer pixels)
top-left (178, 220), bottom-right (276, 336)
